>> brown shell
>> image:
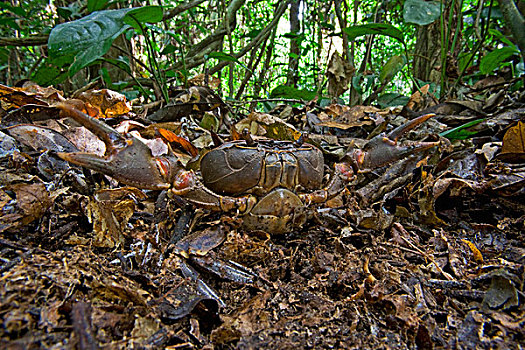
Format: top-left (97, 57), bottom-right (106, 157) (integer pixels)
top-left (200, 140), bottom-right (323, 195)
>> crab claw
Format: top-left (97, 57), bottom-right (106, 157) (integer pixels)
top-left (352, 113), bottom-right (439, 171)
top-left (56, 103), bottom-right (179, 190)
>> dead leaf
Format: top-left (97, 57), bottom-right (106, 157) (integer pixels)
top-left (499, 121), bottom-right (525, 162)
top-left (461, 239), bottom-right (484, 264)
top-left (76, 89), bottom-right (131, 118)
top-left (326, 51), bottom-right (355, 98)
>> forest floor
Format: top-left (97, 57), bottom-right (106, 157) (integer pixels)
top-left (0, 84), bottom-right (524, 349)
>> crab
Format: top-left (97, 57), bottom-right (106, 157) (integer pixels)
top-left (55, 103), bottom-right (438, 235)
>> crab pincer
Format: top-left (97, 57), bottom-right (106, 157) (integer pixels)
top-left (56, 102), bottom-right (179, 190)
top-left (349, 113), bottom-right (439, 172)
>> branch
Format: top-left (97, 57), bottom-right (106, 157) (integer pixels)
top-left (168, 0), bottom-right (248, 72)
top-left (0, 35), bottom-right (48, 47)
top-left (208, 1), bottom-right (290, 75)
top-left (499, 0), bottom-right (525, 62)
top-left (163, 0), bottom-right (207, 21)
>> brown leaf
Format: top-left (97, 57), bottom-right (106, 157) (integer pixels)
top-left (499, 121), bottom-right (525, 162)
top-left (76, 89), bottom-right (131, 118)
top-left (0, 83), bottom-right (48, 111)
top-left (326, 51), bottom-right (355, 98)
top-left (158, 128), bottom-right (199, 157)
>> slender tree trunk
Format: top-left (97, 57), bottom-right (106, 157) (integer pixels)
top-left (413, 0), bottom-right (462, 96)
top-left (286, 0), bottom-right (301, 87)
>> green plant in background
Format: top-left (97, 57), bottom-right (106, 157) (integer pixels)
top-left (33, 6), bottom-right (164, 101)
top-left (1, 0), bottom-right (522, 105)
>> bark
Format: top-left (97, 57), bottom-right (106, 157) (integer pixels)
top-left (163, 0), bottom-right (207, 21)
top-left (0, 36), bottom-right (48, 47)
top-left (412, 0), bottom-right (462, 92)
top-left (499, 0), bottom-right (525, 62)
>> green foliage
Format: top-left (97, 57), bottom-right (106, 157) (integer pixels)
top-left (480, 47), bottom-right (520, 74)
top-left (270, 85), bottom-right (318, 101)
top-left (439, 119), bottom-right (486, 140)
top-left (379, 55), bottom-right (407, 85)
top-left (48, 9), bottom-right (133, 75)
top-left (3, 0), bottom-right (521, 106)
top-left (343, 23), bottom-right (405, 46)
top-left (403, 0), bottom-right (441, 26)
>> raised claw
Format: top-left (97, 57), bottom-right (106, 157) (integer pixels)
top-left (56, 102), bottom-right (178, 190)
top-left (352, 113), bottom-right (439, 171)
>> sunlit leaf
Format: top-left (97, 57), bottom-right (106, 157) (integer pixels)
top-left (439, 118), bottom-right (485, 140)
top-left (403, 0), bottom-right (441, 25)
top-left (343, 23), bottom-right (405, 45)
top-left (480, 47), bottom-right (519, 74)
top-left (379, 55), bottom-right (406, 84)
top-left (124, 6), bottom-right (163, 33)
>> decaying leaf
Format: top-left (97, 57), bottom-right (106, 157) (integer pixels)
top-left (461, 239), bottom-right (484, 264)
top-left (326, 51), bottom-right (355, 98)
top-left (76, 89), bottom-right (131, 118)
top-left (499, 121), bottom-right (525, 162)
top-left (85, 187), bottom-right (146, 248)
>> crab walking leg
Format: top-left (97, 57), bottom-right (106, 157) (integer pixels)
top-left (301, 113), bottom-right (439, 204)
top-left (169, 171), bottom-right (257, 213)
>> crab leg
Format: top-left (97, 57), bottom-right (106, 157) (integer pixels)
top-left (301, 113), bottom-right (439, 204)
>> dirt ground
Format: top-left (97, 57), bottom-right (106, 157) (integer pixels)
top-left (1, 94), bottom-right (524, 349)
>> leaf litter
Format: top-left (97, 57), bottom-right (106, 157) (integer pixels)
top-left (0, 82), bottom-right (524, 349)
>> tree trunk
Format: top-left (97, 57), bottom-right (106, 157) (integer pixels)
top-left (286, 0), bottom-right (301, 87)
top-left (412, 0), bottom-right (462, 96)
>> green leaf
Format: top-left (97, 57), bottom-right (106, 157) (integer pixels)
top-left (379, 55), bottom-right (406, 84)
top-left (161, 44), bottom-right (177, 55)
top-left (439, 119), bottom-right (486, 140)
top-left (207, 52), bottom-right (238, 62)
top-left (0, 16), bottom-right (20, 30)
top-left (88, 0), bottom-right (109, 12)
top-left (480, 47), bottom-right (519, 74)
top-left (101, 56), bottom-right (132, 74)
top-left (403, 0), bottom-right (441, 26)
top-left (488, 29), bottom-right (515, 47)
top-left (243, 29), bottom-right (261, 38)
top-left (31, 58), bottom-right (69, 86)
top-left (377, 93), bottom-right (409, 108)
top-left (0, 3), bottom-right (27, 17)
top-left (48, 9), bottom-right (133, 74)
top-left (124, 6), bottom-right (163, 33)
top-left (343, 23), bottom-right (405, 44)
top-left (56, 7), bottom-right (73, 20)
top-left (270, 85), bottom-right (317, 101)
